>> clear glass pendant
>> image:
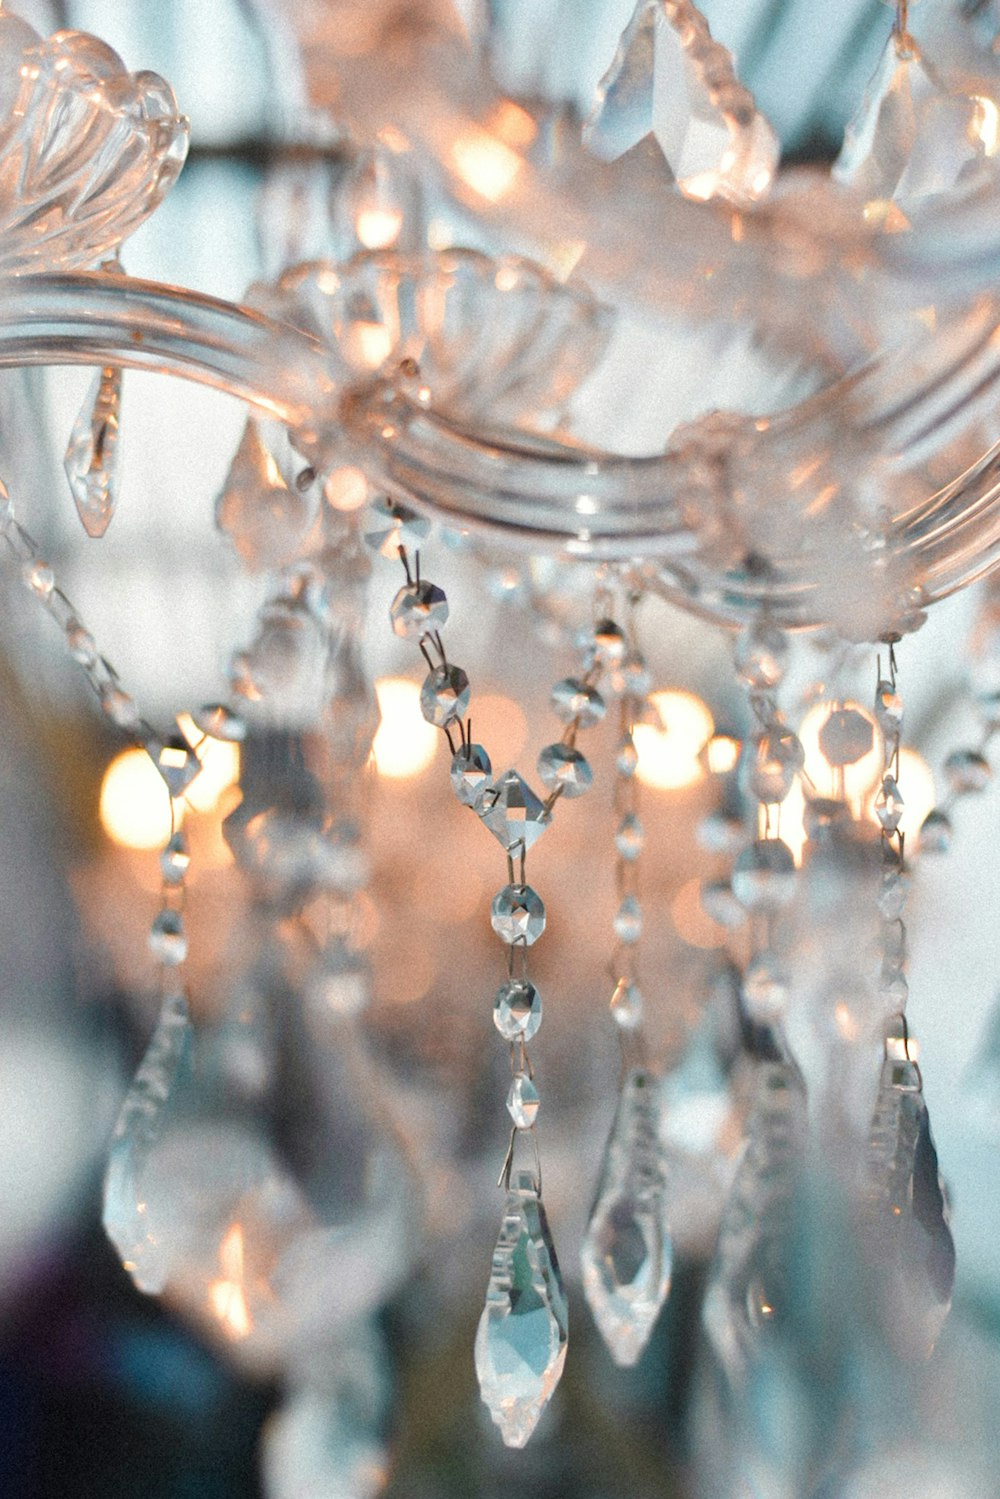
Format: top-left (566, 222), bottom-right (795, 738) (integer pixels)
top-left (64, 364), bottom-right (122, 538)
top-left (216, 416), bottom-right (319, 572)
top-left (474, 1171), bottom-right (568, 1448)
top-left (582, 1068), bottom-right (672, 1367)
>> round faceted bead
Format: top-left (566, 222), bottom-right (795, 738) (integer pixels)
top-left (879, 970), bottom-right (909, 1010)
top-left (944, 748), bottom-right (991, 795)
top-left (491, 883), bottom-right (546, 946)
top-left (918, 807), bottom-right (952, 855)
top-left (874, 680), bottom-right (903, 741)
top-left (493, 979), bottom-right (542, 1041)
top-left (818, 707), bottom-right (874, 768)
top-left (747, 729), bottom-right (804, 804)
top-left (614, 812), bottom-right (645, 861)
top-left (616, 734), bottom-right (639, 778)
top-left (874, 775), bottom-right (904, 833)
top-left (613, 894), bottom-right (643, 944)
top-left (160, 831), bottom-right (190, 886)
top-left (507, 1073), bottom-right (540, 1129)
top-left (550, 677), bottom-right (606, 727)
top-left (23, 558), bottom-right (54, 598)
top-left (741, 951), bottom-right (789, 1024)
top-left (390, 578), bottom-right (449, 640)
top-left (734, 619), bottom-right (789, 690)
top-left (420, 663), bottom-right (470, 727)
top-left (610, 978), bottom-right (643, 1029)
top-left (192, 702), bottom-right (247, 742)
top-left (66, 622), bottom-right (97, 667)
top-left (700, 878), bottom-right (746, 929)
top-left (450, 743), bottom-right (492, 806)
top-left (803, 797), bottom-right (852, 842)
top-left (537, 742), bottom-right (592, 798)
top-left (149, 909), bottom-right (187, 966)
top-left (732, 838), bottom-right (796, 912)
top-left (592, 617), bottom-right (626, 664)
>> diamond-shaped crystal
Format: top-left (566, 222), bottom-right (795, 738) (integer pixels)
top-left (64, 364), bottom-right (121, 538)
top-left (494, 980), bottom-right (542, 1041)
top-left (944, 748), bottom-right (991, 795)
top-left (610, 978), bottom-right (643, 1030)
top-left (818, 707), bottom-right (874, 768)
top-left (160, 831), bottom-right (190, 887)
top-left (875, 775), bottom-right (904, 832)
top-left (474, 1173), bottom-right (568, 1449)
top-left (918, 807), bottom-right (952, 855)
top-left (537, 743), bottom-right (592, 798)
top-left (364, 496), bottom-right (430, 558)
top-left (507, 1074), bottom-right (540, 1129)
top-left (147, 734), bottom-right (202, 799)
top-left (732, 839), bottom-right (796, 912)
top-left (451, 743), bottom-right (492, 806)
top-left (192, 703), bottom-right (246, 742)
top-left (390, 579), bottom-right (449, 640)
top-left (491, 884), bottom-right (546, 947)
top-left (66, 622), bottom-right (97, 667)
top-left (585, 0), bottom-right (778, 204)
top-left (582, 1069), bottom-right (671, 1366)
top-left (476, 770), bottom-right (548, 853)
top-left (615, 812), bottom-right (645, 861)
top-left (24, 558), bottom-right (53, 597)
top-left (149, 909), bottom-right (187, 966)
top-left (550, 678), bottom-right (606, 727)
top-left (419, 663), bottom-right (470, 727)
top-left (614, 895), bottom-right (643, 944)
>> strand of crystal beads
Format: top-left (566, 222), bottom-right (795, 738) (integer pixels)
top-left (873, 643), bottom-right (910, 1021)
top-left (582, 604), bottom-right (673, 1367)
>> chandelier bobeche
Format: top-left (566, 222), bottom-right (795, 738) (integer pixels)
top-left (4, 0), bottom-right (1000, 1492)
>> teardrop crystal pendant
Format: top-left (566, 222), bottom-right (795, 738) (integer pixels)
top-left (474, 1171), bottom-right (568, 1448)
top-left (215, 416), bottom-right (318, 571)
top-left (581, 1068), bottom-right (672, 1366)
top-left (861, 1026), bottom-right (955, 1356)
top-left (64, 364), bottom-right (122, 538)
top-left (701, 1053), bottom-right (807, 1385)
top-left (584, 0), bottom-right (779, 204)
top-left (102, 988), bottom-right (194, 1295)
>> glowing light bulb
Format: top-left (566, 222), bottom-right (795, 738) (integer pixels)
top-left (324, 466), bottom-right (369, 512)
top-left (100, 747), bottom-right (176, 850)
top-left (372, 677), bottom-right (438, 779)
top-left (451, 130), bottom-right (522, 202)
top-left (800, 700), bottom-right (882, 806)
top-left (634, 690), bottom-right (714, 791)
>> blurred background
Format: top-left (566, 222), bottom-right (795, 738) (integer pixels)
top-left (3, 2), bottom-right (1000, 1497)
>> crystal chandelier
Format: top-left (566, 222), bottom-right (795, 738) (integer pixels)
top-left (4, 1), bottom-right (1000, 1495)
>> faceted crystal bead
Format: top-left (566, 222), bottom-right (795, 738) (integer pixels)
top-left (66, 622), bottom-right (97, 667)
top-left (476, 770), bottom-right (548, 852)
top-left (700, 879), bottom-right (746, 930)
top-left (875, 775), bottom-right (904, 833)
top-left (64, 364), bottom-right (122, 538)
top-left (216, 418), bottom-right (318, 571)
top-left (747, 729), bottom-right (804, 804)
top-left (450, 743), bottom-right (492, 806)
top-left (23, 558), bottom-right (54, 597)
top-left (944, 748), bottom-right (991, 795)
top-left (592, 618), bottom-right (626, 664)
top-left (491, 884), bottom-right (546, 946)
top-left (475, 1173), bottom-right (568, 1448)
top-left (734, 619), bottom-right (788, 691)
top-left (494, 980), bottom-right (542, 1042)
top-left (741, 951), bottom-right (789, 1025)
top-left (616, 734), bottom-right (639, 778)
top-left (147, 735), bottom-right (202, 799)
top-left (611, 650), bottom-right (652, 700)
top-left (610, 978), bottom-right (643, 1030)
top-left (192, 703), bottom-right (246, 742)
top-left (160, 831), bottom-right (190, 887)
top-left (507, 1074), bottom-right (541, 1129)
top-left (615, 812), bottom-right (645, 861)
top-left (878, 867), bottom-right (909, 921)
top-left (550, 677), bottom-right (606, 727)
top-left (585, 0), bottom-right (778, 204)
top-left (101, 684), bottom-right (141, 732)
top-left (874, 679), bottom-right (903, 742)
top-left (819, 707), bottom-right (874, 767)
top-left (537, 743), bottom-right (592, 798)
top-left (102, 989), bottom-right (194, 1294)
top-left (419, 664), bottom-right (470, 727)
top-left (732, 839), bottom-right (796, 912)
top-left (389, 579), bottom-right (449, 640)
top-left (614, 894), bottom-right (643, 944)
top-left (150, 909), bottom-right (187, 966)
top-left (364, 497), bottom-right (430, 558)
top-left (918, 808), bottom-right (952, 855)
top-left (582, 1069), bottom-right (671, 1366)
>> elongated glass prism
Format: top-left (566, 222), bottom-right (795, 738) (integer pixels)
top-left (64, 364), bottom-right (122, 538)
top-left (474, 1171), bottom-right (568, 1448)
top-left (102, 988), bottom-right (193, 1294)
top-left (582, 1068), bottom-right (672, 1366)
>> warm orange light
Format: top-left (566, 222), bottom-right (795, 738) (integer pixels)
top-left (209, 1223), bottom-right (252, 1340)
top-left (324, 466), bottom-right (369, 512)
top-left (634, 691), bottom-right (714, 791)
top-left (344, 321), bottom-right (394, 370)
top-left (356, 205), bottom-right (404, 250)
top-left (799, 700), bottom-right (882, 807)
top-left (372, 677), bottom-right (438, 779)
top-left (706, 733), bottom-right (740, 775)
top-left (972, 95), bottom-right (1000, 156)
top-left (451, 130), bottom-right (522, 202)
top-left (100, 748), bottom-right (176, 850)
top-left (177, 713), bottom-right (240, 813)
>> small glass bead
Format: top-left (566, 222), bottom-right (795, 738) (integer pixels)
top-left (747, 729), bottom-right (804, 804)
top-left (734, 620), bottom-right (788, 690)
top-left (147, 736), bottom-right (202, 799)
top-left (160, 831), bottom-right (190, 886)
top-left (818, 707), bottom-right (874, 768)
top-left (537, 743), bottom-right (592, 798)
top-left (450, 743), bottom-right (492, 806)
top-left (592, 618), bottom-right (626, 665)
top-left (101, 685), bottom-right (141, 732)
top-left (150, 909), bottom-right (187, 966)
top-left (879, 971), bottom-right (909, 1009)
top-left (610, 978), bottom-right (643, 1030)
top-left (364, 496), bottom-right (430, 556)
top-left (615, 812), bottom-right (644, 861)
top-left (732, 839), bottom-right (796, 911)
top-left (700, 878), bottom-right (746, 929)
top-left (610, 649), bottom-right (652, 700)
top-left (420, 663), bottom-right (470, 727)
top-left (616, 734), bottom-right (639, 778)
top-left (874, 680), bottom-right (903, 741)
top-left (613, 894), bottom-right (643, 944)
top-left (874, 775), bottom-right (904, 833)
top-left (491, 883), bottom-right (546, 946)
top-left (550, 677), bottom-right (606, 727)
top-left (918, 808), bottom-right (952, 855)
top-left (66, 622), bottom-right (97, 667)
top-left (877, 868), bottom-right (909, 921)
top-left (390, 579), bottom-right (449, 640)
top-left (507, 1073), bottom-right (540, 1129)
top-left (944, 749), bottom-right (992, 795)
top-left (23, 559), bottom-right (54, 597)
top-left (494, 979), bottom-right (542, 1041)
top-left (741, 951), bottom-right (789, 1024)
top-left (192, 703), bottom-right (247, 742)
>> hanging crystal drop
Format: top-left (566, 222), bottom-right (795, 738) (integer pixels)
top-left (610, 978), bottom-right (644, 1030)
top-left (64, 364), bottom-right (122, 538)
top-left (102, 989), bottom-right (194, 1294)
top-left (215, 417), bottom-right (318, 571)
top-left (582, 1068), bottom-right (672, 1367)
top-left (474, 1172), bottom-right (569, 1448)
